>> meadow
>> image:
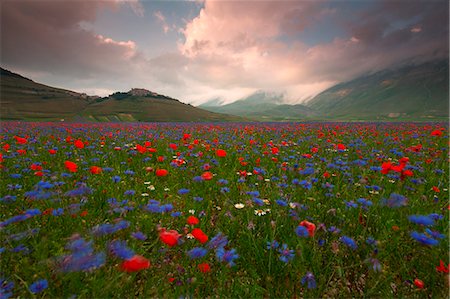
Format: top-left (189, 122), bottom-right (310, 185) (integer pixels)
top-left (0, 121), bottom-right (448, 298)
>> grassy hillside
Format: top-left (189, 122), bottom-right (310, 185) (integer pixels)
top-left (0, 68), bottom-right (91, 120)
top-left (306, 60), bottom-right (449, 120)
top-left (0, 68), bottom-right (243, 122)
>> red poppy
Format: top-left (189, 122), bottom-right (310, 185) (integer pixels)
top-left (216, 149), bottom-right (227, 157)
top-left (157, 156), bottom-right (165, 162)
top-left (187, 216), bottom-right (200, 225)
top-left (30, 164), bottom-right (42, 171)
top-left (169, 143), bottom-right (178, 150)
top-left (201, 171), bottom-right (213, 181)
top-left (17, 149), bottom-right (26, 155)
top-left (121, 255), bottom-right (150, 272)
top-left (336, 143), bottom-right (346, 150)
top-left (191, 228), bottom-right (208, 244)
top-left (271, 147), bottom-right (279, 155)
top-left (311, 147), bottom-right (319, 153)
top-left (80, 210), bottom-right (88, 217)
top-left (155, 169), bottom-right (168, 177)
top-left (64, 160), bottom-right (78, 172)
top-left (48, 149), bottom-right (57, 155)
top-left (436, 260), bottom-right (449, 273)
top-left (34, 171), bottom-right (43, 177)
top-left (90, 166), bottom-right (102, 174)
top-left (3, 144), bottom-right (10, 151)
top-left (432, 186), bottom-right (440, 193)
top-left (136, 144), bottom-right (146, 154)
top-left (198, 263), bottom-right (211, 273)
top-left (299, 220), bottom-right (316, 237)
top-left (159, 229), bottom-right (181, 247)
top-left (14, 136), bottom-right (27, 144)
top-left (74, 139), bottom-right (84, 149)
top-left (413, 278), bottom-right (424, 289)
top-left (430, 129), bottom-right (443, 136)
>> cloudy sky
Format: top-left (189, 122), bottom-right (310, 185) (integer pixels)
top-left (1, 0), bottom-right (448, 105)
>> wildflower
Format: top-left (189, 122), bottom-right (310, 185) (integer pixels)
top-left (408, 215), bottom-right (435, 226)
top-left (192, 228), bottom-right (208, 244)
top-left (112, 176), bottom-right (121, 183)
top-left (366, 258), bottom-right (382, 272)
top-left (340, 236), bottom-right (357, 250)
top-left (109, 240), bottom-right (134, 260)
top-left (295, 225), bottom-right (309, 238)
top-left (413, 278), bottom-right (424, 289)
top-left (254, 209), bottom-right (266, 216)
top-left (187, 247), bottom-right (208, 259)
top-left (299, 220), bottom-right (316, 237)
top-left (178, 188), bottom-right (190, 195)
top-left (74, 140), bottom-right (84, 149)
top-left (266, 240), bottom-right (280, 250)
top-left (234, 203), bottom-right (245, 209)
top-left (29, 279), bottom-right (48, 294)
top-left (216, 248), bottom-right (239, 267)
top-left (410, 231), bottom-right (439, 246)
top-left (155, 169), bottom-right (168, 177)
top-left (121, 255), bottom-right (150, 272)
top-left (381, 193), bottom-right (408, 208)
top-left (436, 260), bottom-right (449, 273)
top-left (90, 166), bottom-right (102, 174)
top-left (278, 244), bottom-right (294, 263)
top-left (207, 233), bottom-right (228, 250)
top-left (64, 160), bottom-right (78, 172)
top-left (159, 229), bottom-right (181, 247)
top-left (300, 272), bottom-right (317, 289)
top-left (131, 231), bottom-right (147, 241)
top-left (216, 149), bottom-right (227, 157)
top-left (187, 216), bottom-right (200, 225)
top-left (201, 171), bottom-right (213, 180)
top-left (198, 263), bottom-right (211, 273)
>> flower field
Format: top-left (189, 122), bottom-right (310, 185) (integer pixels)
top-left (0, 121), bottom-right (448, 298)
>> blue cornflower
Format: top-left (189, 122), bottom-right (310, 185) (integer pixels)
top-left (345, 201), bottom-right (358, 209)
top-left (220, 187), bottom-right (230, 193)
top-left (408, 215), bottom-right (435, 226)
top-left (366, 258), bottom-right (382, 272)
top-left (381, 193), bottom-right (407, 208)
top-left (109, 240), bottom-right (134, 260)
top-left (171, 212), bottom-right (181, 217)
top-left (410, 231), bottom-right (439, 246)
top-left (275, 199), bottom-right (288, 207)
top-left (29, 279), bottom-right (48, 294)
top-left (178, 188), bottom-right (190, 195)
top-left (193, 196), bottom-right (203, 202)
top-left (277, 244), bottom-right (295, 263)
top-left (160, 204), bottom-right (173, 212)
top-left (340, 236), bottom-right (357, 250)
top-left (300, 272), bottom-right (317, 289)
top-left (52, 208), bottom-right (64, 216)
top-left (187, 247), bottom-right (208, 259)
top-left (357, 198), bottom-right (372, 209)
top-left (295, 226), bottom-right (309, 238)
top-left (207, 233), bottom-right (228, 250)
top-left (428, 213), bottom-right (443, 221)
top-left (328, 226), bottom-right (341, 234)
top-left (112, 176), bottom-right (121, 183)
top-left (216, 248), bottom-right (239, 267)
top-left (253, 198), bottom-right (264, 206)
top-left (425, 228), bottom-right (445, 239)
top-left (124, 169), bottom-right (135, 176)
top-left (366, 237), bottom-right (377, 246)
top-left (266, 240), bottom-right (280, 250)
top-left (131, 231), bottom-right (147, 241)
top-left (124, 190), bottom-right (135, 196)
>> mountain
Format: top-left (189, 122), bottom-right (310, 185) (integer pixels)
top-left (306, 60), bottom-right (449, 120)
top-left (0, 68), bottom-right (242, 122)
top-left (82, 89), bottom-right (243, 122)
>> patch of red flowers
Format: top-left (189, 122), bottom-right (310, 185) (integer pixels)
top-left (216, 149), bottom-right (227, 157)
top-left (187, 216), bottom-right (200, 226)
top-left (159, 229), bottom-right (181, 247)
top-left (198, 263), bottom-right (211, 273)
top-left (121, 255), bottom-right (150, 272)
top-left (299, 220), bottom-right (316, 237)
top-left (155, 169), bottom-right (169, 177)
top-left (191, 228), bottom-right (208, 244)
top-left (64, 160), bottom-right (78, 172)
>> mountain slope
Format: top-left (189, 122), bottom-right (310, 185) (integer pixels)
top-left (82, 90), bottom-right (243, 122)
top-left (306, 60), bottom-right (449, 120)
top-left (0, 68), bottom-right (91, 120)
top-left (0, 68), bottom-right (242, 122)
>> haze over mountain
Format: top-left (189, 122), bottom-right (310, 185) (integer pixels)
top-left (199, 60), bottom-right (449, 121)
top-left (1, 0), bottom-right (447, 106)
top-left (0, 68), bottom-right (242, 122)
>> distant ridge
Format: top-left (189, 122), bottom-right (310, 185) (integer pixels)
top-left (305, 60), bottom-right (449, 120)
top-left (0, 68), bottom-right (243, 122)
